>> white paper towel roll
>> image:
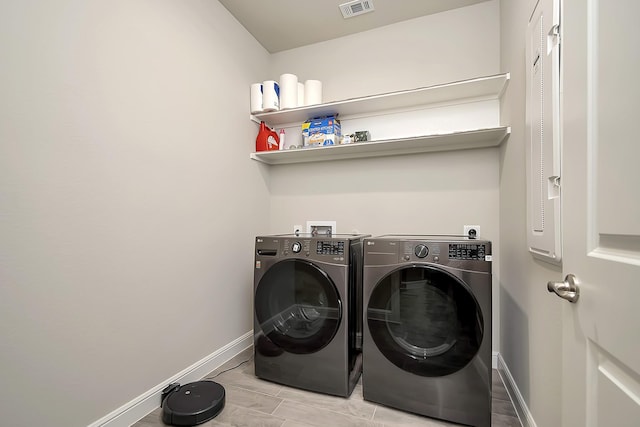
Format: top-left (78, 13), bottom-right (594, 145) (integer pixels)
top-left (250, 83), bottom-right (263, 114)
top-left (297, 82), bottom-right (305, 107)
top-left (304, 80), bottom-right (322, 106)
top-left (262, 80), bottom-right (280, 112)
top-left (279, 73), bottom-right (298, 109)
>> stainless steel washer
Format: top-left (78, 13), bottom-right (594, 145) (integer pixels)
top-left (254, 233), bottom-right (368, 397)
top-left (362, 235), bottom-right (492, 427)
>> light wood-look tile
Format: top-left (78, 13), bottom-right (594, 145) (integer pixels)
top-left (272, 400), bottom-right (384, 427)
top-left (280, 420), bottom-right (315, 427)
top-left (276, 385), bottom-right (377, 420)
top-left (224, 385), bottom-right (283, 415)
top-left (372, 404), bottom-right (454, 426)
top-left (131, 351), bottom-right (522, 427)
top-left (202, 403), bottom-right (286, 427)
top-left (212, 368), bottom-right (284, 397)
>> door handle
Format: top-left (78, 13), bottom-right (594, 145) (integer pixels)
top-left (547, 274), bottom-right (580, 303)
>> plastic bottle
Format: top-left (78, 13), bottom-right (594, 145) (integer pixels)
top-left (279, 129), bottom-right (286, 150)
top-left (256, 121), bottom-right (280, 152)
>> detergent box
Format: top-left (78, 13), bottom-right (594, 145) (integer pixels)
top-left (302, 116), bottom-right (341, 147)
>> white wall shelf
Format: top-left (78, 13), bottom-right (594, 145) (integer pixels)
top-left (251, 73), bottom-right (509, 126)
top-left (250, 127), bottom-right (510, 165)
top-left (249, 73), bottom-right (510, 165)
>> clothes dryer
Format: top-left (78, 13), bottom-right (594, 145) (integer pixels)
top-left (362, 235), bottom-right (492, 427)
top-left (254, 233), bottom-right (368, 397)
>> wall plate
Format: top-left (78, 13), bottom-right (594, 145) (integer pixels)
top-left (306, 221), bottom-right (336, 236)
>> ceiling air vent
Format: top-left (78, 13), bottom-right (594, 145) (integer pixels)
top-left (339, 0), bottom-right (375, 19)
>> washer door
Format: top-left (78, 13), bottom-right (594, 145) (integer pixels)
top-left (255, 259), bottom-right (342, 354)
top-left (367, 265), bottom-right (483, 377)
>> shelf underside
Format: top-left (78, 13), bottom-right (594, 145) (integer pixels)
top-left (250, 127), bottom-right (510, 165)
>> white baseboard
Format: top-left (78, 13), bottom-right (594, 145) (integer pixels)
top-left (497, 353), bottom-right (537, 427)
top-left (88, 331), bottom-right (253, 427)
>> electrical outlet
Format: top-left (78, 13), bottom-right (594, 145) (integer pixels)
top-left (293, 225), bottom-right (302, 235)
top-left (463, 225), bottom-right (480, 239)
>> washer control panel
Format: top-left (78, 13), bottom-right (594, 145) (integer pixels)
top-left (448, 243), bottom-right (487, 260)
top-left (317, 240), bottom-right (345, 255)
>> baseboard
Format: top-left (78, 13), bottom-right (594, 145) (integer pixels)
top-left (88, 331), bottom-right (253, 427)
top-left (497, 353), bottom-right (538, 427)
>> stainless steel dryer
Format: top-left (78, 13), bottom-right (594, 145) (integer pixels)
top-left (253, 233), bottom-right (368, 397)
top-left (362, 235), bottom-right (492, 427)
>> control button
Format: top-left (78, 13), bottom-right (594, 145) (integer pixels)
top-left (415, 244), bottom-right (429, 258)
top-left (403, 255), bottom-right (410, 261)
top-left (292, 242), bottom-right (302, 253)
top-left (434, 256), bottom-right (440, 263)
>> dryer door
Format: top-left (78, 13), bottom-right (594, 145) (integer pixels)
top-left (367, 265), bottom-right (482, 377)
top-left (255, 259), bottom-right (342, 354)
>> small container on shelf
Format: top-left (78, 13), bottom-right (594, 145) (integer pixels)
top-left (354, 131), bottom-right (371, 142)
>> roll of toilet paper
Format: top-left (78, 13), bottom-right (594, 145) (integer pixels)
top-left (279, 73), bottom-right (298, 109)
top-left (297, 82), bottom-right (305, 107)
top-left (250, 83), bottom-right (263, 114)
top-left (304, 80), bottom-right (322, 106)
top-left (262, 80), bottom-right (280, 112)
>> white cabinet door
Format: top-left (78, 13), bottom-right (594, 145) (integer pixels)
top-left (560, 0), bottom-right (640, 425)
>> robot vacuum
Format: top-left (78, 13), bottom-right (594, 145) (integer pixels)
top-left (161, 381), bottom-right (225, 426)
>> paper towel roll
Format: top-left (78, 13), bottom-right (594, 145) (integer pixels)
top-left (250, 83), bottom-right (263, 114)
top-left (262, 80), bottom-right (280, 112)
top-left (279, 73), bottom-right (298, 109)
top-left (297, 82), bottom-right (305, 107)
top-left (304, 80), bottom-right (322, 106)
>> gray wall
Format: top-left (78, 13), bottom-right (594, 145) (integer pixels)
top-left (499, 0), bottom-right (563, 425)
top-left (267, 1), bottom-right (503, 351)
top-left (0, 1), bottom-right (269, 426)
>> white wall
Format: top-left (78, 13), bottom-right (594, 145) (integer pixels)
top-left (499, 0), bottom-right (563, 425)
top-left (0, 1), bottom-right (269, 426)
top-left (270, 1), bottom-right (501, 102)
top-left (266, 0), bottom-right (502, 351)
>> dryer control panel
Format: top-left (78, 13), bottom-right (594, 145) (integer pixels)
top-left (448, 243), bottom-right (487, 260)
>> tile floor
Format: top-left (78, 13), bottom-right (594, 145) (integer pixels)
top-left (133, 348), bottom-right (521, 427)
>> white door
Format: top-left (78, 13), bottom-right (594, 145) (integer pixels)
top-left (558, 0), bottom-right (640, 426)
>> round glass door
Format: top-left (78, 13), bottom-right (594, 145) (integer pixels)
top-left (255, 259), bottom-right (342, 354)
top-left (367, 265), bottom-right (483, 377)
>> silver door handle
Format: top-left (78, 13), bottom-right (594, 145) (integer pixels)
top-left (547, 274), bottom-right (580, 303)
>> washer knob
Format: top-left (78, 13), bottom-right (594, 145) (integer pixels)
top-left (291, 242), bottom-right (302, 253)
top-left (415, 244), bottom-right (429, 258)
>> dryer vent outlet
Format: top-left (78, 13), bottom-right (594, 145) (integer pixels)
top-left (307, 221), bottom-right (337, 236)
top-left (464, 225), bottom-right (480, 239)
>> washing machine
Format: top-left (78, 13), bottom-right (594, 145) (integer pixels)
top-left (362, 235), bottom-right (492, 427)
top-left (253, 233), bottom-right (368, 397)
